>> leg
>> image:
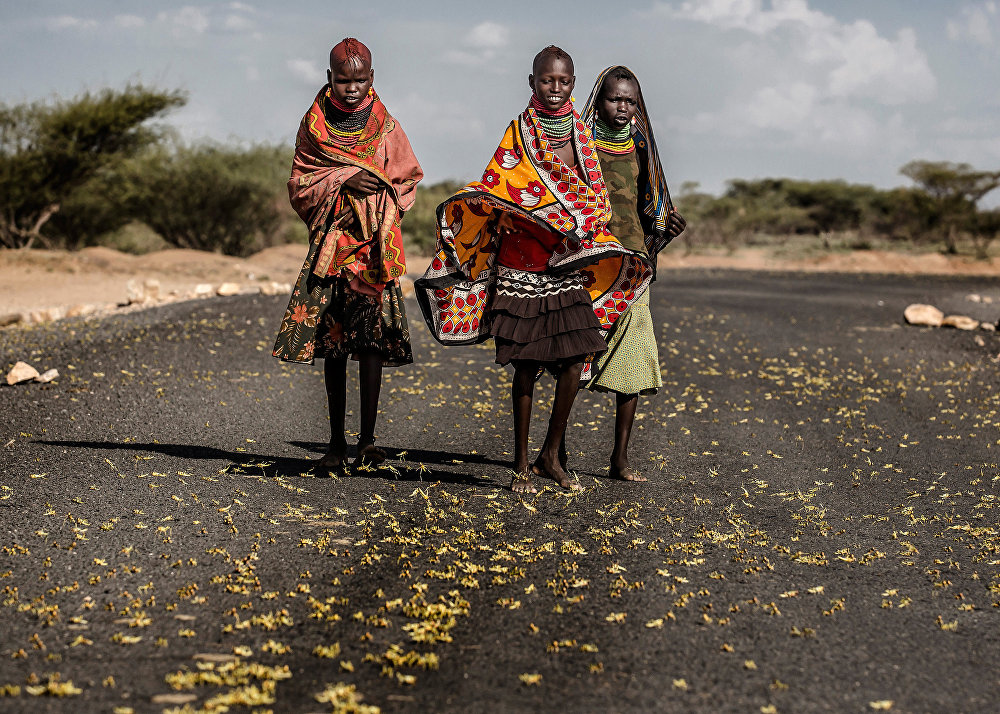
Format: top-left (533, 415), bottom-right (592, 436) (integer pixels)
top-left (533, 360), bottom-right (583, 490)
top-left (510, 361), bottom-right (537, 493)
top-left (355, 350), bottom-right (386, 466)
top-left (319, 356), bottom-right (348, 470)
top-left (610, 392), bottom-right (645, 481)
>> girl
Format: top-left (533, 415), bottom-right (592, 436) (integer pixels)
top-left (273, 38), bottom-right (423, 472)
top-left (580, 66), bottom-right (686, 480)
top-left (417, 47), bottom-right (645, 492)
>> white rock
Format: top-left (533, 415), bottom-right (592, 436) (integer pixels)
top-left (66, 304), bottom-right (97, 318)
top-left (6, 361), bottom-right (39, 385)
top-left (193, 283), bottom-right (213, 297)
top-left (143, 279), bottom-right (161, 301)
top-left (34, 368), bottom-right (59, 383)
top-left (398, 275), bottom-right (415, 298)
top-left (27, 307), bottom-right (65, 324)
top-left (259, 281), bottom-right (290, 296)
top-left (966, 294), bottom-right (982, 303)
top-left (216, 282), bottom-right (241, 296)
top-left (126, 278), bottom-right (147, 304)
top-left (903, 304), bottom-right (943, 327)
top-left (980, 322), bottom-right (996, 332)
top-left (942, 314), bottom-right (980, 331)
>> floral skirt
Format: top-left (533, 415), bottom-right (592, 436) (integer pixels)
top-left (273, 273), bottom-right (412, 367)
top-left (489, 266), bottom-right (606, 366)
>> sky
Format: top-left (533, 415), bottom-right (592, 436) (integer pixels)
top-left (2, 0), bottom-right (999, 199)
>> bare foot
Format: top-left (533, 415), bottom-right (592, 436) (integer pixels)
top-left (532, 460), bottom-right (582, 492)
top-left (354, 442), bottom-right (387, 467)
top-left (510, 468), bottom-right (537, 494)
top-left (609, 465), bottom-right (647, 482)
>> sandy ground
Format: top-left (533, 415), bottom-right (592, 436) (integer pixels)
top-left (1, 243), bottom-right (999, 318)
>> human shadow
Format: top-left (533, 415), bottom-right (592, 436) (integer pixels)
top-left (37, 439), bottom-right (497, 487)
top-left (290, 441), bottom-right (509, 469)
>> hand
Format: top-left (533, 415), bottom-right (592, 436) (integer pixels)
top-left (344, 170), bottom-right (381, 196)
top-left (496, 212), bottom-right (515, 238)
top-left (666, 209), bottom-right (687, 238)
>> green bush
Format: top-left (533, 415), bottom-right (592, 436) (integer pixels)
top-left (0, 85), bottom-right (185, 248)
top-left (120, 142), bottom-right (293, 257)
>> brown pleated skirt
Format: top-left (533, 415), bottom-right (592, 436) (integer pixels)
top-left (489, 266), bottom-right (607, 365)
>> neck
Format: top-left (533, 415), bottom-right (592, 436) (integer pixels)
top-left (593, 117), bottom-right (634, 154)
top-left (529, 94), bottom-right (573, 117)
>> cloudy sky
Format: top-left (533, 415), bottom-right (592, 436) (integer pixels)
top-left (2, 1), bottom-right (999, 198)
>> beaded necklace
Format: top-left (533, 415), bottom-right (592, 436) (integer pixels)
top-left (325, 90), bottom-right (374, 146)
top-left (529, 95), bottom-right (574, 146)
top-left (593, 117), bottom-right (634, 155)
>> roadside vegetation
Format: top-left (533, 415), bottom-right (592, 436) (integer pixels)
top-left (2, 87), bottom-right (999, 259)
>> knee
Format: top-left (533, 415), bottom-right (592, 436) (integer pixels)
top-left (562, 361), bottom-right (582, 380)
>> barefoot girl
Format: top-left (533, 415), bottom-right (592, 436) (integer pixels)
top-left (273, 38), bottom-right (423, 471)
top-left (580, 66), bottom-right (686, 480)
top-left (417, 46), bottom-right (646, 492)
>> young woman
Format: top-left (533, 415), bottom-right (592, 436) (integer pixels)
top-left (416, 47), bottom-right (646, 492)
top-left (273, 38), bottom-right (423, 472)
top-left (580, 66), bottom-right (686, 480)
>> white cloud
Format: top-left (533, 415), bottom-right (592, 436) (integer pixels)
top-left (444, 21), bottom-right (510, 66)
top-left (287, 58), bottom-right (322, 85)
top-left (223, 13), bottom-right (255, 33)
top-left (113, 14), bottom-right (145, 29)
top-left (669, 0), bottom-right (935, 105)
top-left (45, 15), bottom-right (97, 31)
top-left (156, 6), bottom-right (210, 35)
top-left (946, 1), bottom-right (998, 47)
top-left (466, 21), bottom-right (509, 50)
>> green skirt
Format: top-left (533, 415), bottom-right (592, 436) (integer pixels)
top-left (584, 290), bottom-right (661, 395)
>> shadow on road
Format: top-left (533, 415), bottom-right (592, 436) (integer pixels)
top-left (37, 439), bottom-right (497, 487)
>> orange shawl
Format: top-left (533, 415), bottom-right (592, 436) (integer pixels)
top-left (416, 103), bottom-right (650, 344)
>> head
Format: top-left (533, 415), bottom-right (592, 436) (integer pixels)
top-left (596, 68), bottom-right (639, 129)
top-left (528, 45), bottom-right (575, 112)
top-left (327, 37), bottom-right (374, 108)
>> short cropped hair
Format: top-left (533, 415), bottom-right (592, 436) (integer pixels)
top-left (532, 45), bottom-right (574, 75)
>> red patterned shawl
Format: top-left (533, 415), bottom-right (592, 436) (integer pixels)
top-left (289, 87), bottom-right (422, 291)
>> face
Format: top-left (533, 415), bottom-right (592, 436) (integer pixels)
top-left (597, 77), bottom-right (638, 128)
top-left (327, 57), bottom-right (374, 108)
top-left (528, 56), bottom-right (575, 112)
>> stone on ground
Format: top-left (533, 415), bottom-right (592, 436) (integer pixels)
top-left (6, 361), bottom-right (40, 385)
top-left (942, 314), bottom-right (979, 330)
top-left (903, 304), bottom-right (943, 327)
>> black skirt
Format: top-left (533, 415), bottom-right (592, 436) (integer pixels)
top-left (489, 266), bottom-right (606, 365)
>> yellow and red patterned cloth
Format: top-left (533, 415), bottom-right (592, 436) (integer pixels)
top-left (415, 102), bottom-right (653, 345)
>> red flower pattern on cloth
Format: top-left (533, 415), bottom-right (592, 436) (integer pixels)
top-left (482, 169), bottom-right (500, 188)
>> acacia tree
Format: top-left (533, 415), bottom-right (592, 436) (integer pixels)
top-left (0, 85), bottom-right (185, 248)
top-left (899, 160), bottom-right (1000, 254)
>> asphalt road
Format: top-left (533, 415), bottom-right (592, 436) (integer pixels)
top-left (2, 269), bottom-right (999, 713)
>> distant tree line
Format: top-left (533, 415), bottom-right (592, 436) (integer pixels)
top-left (2, 86), bottom-right (998, 259)
top-left (674, 162), bottom-right (1000, 260)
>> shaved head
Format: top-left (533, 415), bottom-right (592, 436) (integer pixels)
top-left (532, 45), bottom-right (573, 76)
top-left (330, 37), bottom-right (371, 71)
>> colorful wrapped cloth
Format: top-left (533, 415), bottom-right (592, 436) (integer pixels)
top-left (580, 65), bottom-right (676, 259)
top-left (414, 101), bottom-right (652, 346)
top-left (577, 66), bottom-right (678, 382)
top-left (273, 87), bottom-right (423, 365)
